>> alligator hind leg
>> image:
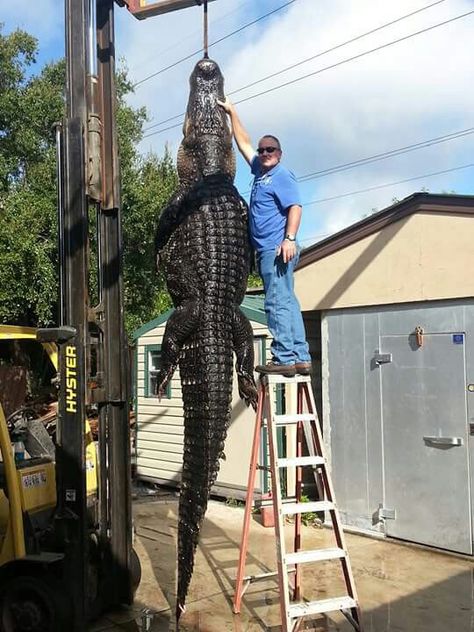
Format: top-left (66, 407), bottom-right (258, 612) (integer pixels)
top-left (232, 307), bottom-right (258, 409)
top-left (155, 301), bottom-right (200, 398)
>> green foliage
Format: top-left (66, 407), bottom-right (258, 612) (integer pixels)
top-left (0, 28), bottom-right (64, 191)
top-left (247, 271), bottom-right (262, 288)
top-left (122, 150), bottom-right (177, 334)
top-left (0, 186), bottom-right (57, 323)
top-left (111, 64), bottom-right (177, 335)
top-left (225, 497), bottom-right (244, 508)
top-left (299, 494), bottom-right (322, 527)
top-left (0, 26), bottom-right (62, 324)
top-left (0, 28), bottom-right (177, 334)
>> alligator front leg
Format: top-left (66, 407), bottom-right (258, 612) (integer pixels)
top-left (154, 187), bottom-right (188, 270)
top-left (156, 301), bottom-right (201, 398)
top-left (232, 307), bottom-right (258, 410)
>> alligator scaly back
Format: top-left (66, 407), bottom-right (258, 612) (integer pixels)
top-left (154, 58), bottom-right (258, 620)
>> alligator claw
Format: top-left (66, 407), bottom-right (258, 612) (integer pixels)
top-left (238, 375), bottom-right (258, 411)
top-left (154, 368), bottom-right (173, 400)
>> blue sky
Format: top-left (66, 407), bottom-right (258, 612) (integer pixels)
top-left (3, 0), bottom-right (474, 247)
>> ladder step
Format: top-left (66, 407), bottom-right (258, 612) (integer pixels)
top-left (277, 455), bottom-right (325, 468)
top-left (288, 596), bottom-right (357, 619)
top-left (262, 374), bottom-right (311, 384)
top-left (285, 547), bottom-right (346, 565)
top-left (274, 413), bottom-right (316, 426)
top-left (281, 500), bottom-right (334, 515)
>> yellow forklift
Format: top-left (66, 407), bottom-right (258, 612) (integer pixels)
top-left (0, 2), bottom-right (215, 630)
top-left (0, 0), bottom-right (139, 627)
top-left (0, 326), bottom-right (101, 630)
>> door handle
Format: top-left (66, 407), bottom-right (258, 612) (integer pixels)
top-left (423, 436), bottom-right (464, 447)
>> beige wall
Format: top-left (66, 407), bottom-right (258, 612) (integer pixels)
top-left (296, 212), bottom-right (474, 311)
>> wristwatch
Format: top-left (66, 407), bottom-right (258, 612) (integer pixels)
top-left (284, 233), bottom-right (296, 242)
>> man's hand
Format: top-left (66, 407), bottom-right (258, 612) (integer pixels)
top-left (277, 239), bottom-right (297, 264)
top-left (217, 96), bottom-right (233, 114)
top-left (217, 97), bottom-right (254, 165)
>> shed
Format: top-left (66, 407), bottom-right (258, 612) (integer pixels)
top-left (294, 192), bottom-right (474, 555)
top-left (132, 294), bottom-right (271, 499)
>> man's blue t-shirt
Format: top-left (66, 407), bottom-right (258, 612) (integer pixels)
top-left (249, 155), bottom-right (301, 253)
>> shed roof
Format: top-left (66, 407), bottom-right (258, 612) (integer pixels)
top-left (298, 192), bottom-right (474, 270)
top-left (132, 293), bottom-right (266, 341)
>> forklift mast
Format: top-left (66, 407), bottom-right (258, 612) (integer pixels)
top-left (56, 1), bottom-right (214, 629)
top-left (57, 0), bottom-right (132, 627)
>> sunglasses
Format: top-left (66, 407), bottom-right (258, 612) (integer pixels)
top-left (257, 146), bottom-right (279, 155)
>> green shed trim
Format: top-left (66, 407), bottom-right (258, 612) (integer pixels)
top-left (133, 345), bottom-right (138, 467)
top-left (132, 295), bottom-right (267, 340)
top-left (240, 304), bottom-right (267, 325)
top-left (132, 308), bottom-right (174, 340)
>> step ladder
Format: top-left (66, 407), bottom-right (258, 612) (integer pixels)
top-left (233, 374), bottom-right (363, 632)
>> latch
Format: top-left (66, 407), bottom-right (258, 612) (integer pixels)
top-left (423, 436), bottom-right (463, 447)
top-left (377, 506), bottom-right (396, 520)
top-left (373, 352), bottom-right (392, 365)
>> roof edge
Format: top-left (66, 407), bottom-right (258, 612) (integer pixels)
top-left (132, 308), bottom-right (175, 340)
top-left (133, 296), bottom-right (267, 340)
top-left (297, 192), bottom-right (474, 270)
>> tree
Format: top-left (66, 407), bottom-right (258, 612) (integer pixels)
top-left (0, 26), bottom-right (177, 335)
top-left (0, 27), bottom-right (63, 324)
top-left (116, 68), bottom-right (177, 334)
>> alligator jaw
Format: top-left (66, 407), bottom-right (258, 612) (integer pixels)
top-left (178, 57), bottom-right (235, 183)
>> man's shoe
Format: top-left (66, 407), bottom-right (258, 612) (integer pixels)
top-left (255, 361), bottom-right (296, 378)
top-left (295, 361), bottom-right (312, 375)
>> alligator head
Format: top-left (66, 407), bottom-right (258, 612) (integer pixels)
top-left (177, 58), bottom-right (236, 184)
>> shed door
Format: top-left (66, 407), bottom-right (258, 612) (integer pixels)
top-left (381, 333), bottom-right (472, 554)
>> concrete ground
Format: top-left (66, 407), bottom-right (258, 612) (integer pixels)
top-left (90, 497), bottom-right (474, 632)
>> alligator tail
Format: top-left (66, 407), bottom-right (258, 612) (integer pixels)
top-left (175, 335), bottom-right (234, 618)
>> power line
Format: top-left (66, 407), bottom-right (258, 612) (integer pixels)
top-left (227, 0), bottom-right (447, 98)
top-left (134, 0), bottom-right (297, 88)
top-left (143, 0), bottom-right (446, 132)
top-left (297, 127), bottom-right (474, 183)
top-left (129, 0), bottom-right (255, 77)
top-left (232, 10), bottom-right (474, 107)
top-left (302, 163), bottom-right (474, 206)
top-left (142, 8), bottom-right (474, 139)
top-left (234, 126), bottom-right (474, 197)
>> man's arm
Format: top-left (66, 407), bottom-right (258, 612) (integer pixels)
top-left (218, 97), bottom-right (254, 165)
top-left (278, 204), bottom-right (302, 263)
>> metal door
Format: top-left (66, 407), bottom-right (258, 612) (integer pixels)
top-left (380, 333), bottom-right (472, 554)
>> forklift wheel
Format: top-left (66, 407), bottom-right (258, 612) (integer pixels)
top-left (131, 547), bottom-right (142, 597)
top-left (0, 573), bottom-right (71, 632)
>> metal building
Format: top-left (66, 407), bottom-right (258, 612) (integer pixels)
top-left (295, 193), bottom-right (474, 555)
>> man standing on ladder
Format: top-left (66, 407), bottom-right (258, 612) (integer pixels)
top-left (219, 98), bottom-right (312, 378)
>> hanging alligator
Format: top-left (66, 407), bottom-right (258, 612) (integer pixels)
top-left (154, 57), bottom-right (258, 620)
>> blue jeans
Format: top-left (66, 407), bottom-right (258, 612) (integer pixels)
top-left (257, 247), bottom-right (311, 365)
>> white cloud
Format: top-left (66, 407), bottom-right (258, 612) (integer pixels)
top-left (4, 0), bottom-right (473, 245)
top-left (116, 0), bottom-right (474, 243)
